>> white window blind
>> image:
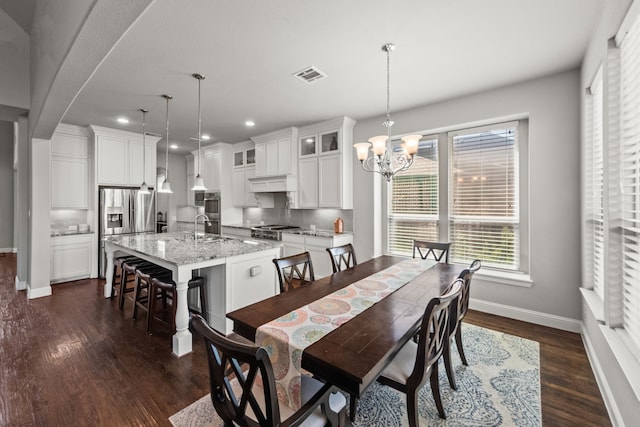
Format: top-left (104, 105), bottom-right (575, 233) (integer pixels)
top-left (449, 123), bottom-right (519, 270)
top-left (586, 66), bottom-right (605, 299)
top-left (619, 12), bottom-right (640, 352)
top-left (388, 137), bottom-right (439, 256)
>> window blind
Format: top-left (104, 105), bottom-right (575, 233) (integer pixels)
top-left (449, 123), bottom-right (519, 270)
top-left (619, 12), bottom-right (640, 352)
top-left (388, 138), bottom-right (439, 256)
top-left (586, 66), bottom-right (605, 299)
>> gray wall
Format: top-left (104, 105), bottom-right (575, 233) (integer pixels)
top-left (353, 69), bottom-right (582, 321)
top-left (0, 121), bottom-right (15, 251)
top-left (157, 151), bottom-right (187, 230)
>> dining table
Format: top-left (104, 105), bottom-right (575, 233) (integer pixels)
top-left (226, 255), bottom-right (465, 403)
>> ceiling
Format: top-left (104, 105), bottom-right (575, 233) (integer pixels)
top-left (3, 0), bottom-right (604, 154)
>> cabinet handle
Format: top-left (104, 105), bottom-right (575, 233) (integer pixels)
top-left (250, 266), bottom-right (262, 277)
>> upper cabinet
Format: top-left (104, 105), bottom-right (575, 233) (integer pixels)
top-left (232, 142), bottom-right (273, 208)
top-left (91, 126), bottom-right (159, 187)
top-left (51, 124), bottom-right (90, 209)
top-left (251, 127), bottom-right (297, 178)
top-left (297, 116), bottom-right (356, 209)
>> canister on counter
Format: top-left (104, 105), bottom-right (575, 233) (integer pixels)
top-left (334, 217), bottom-right (343, 234)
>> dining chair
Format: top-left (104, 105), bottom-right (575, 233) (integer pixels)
top-left (190, 314), bottom-right (347, 427)
top-left (326, 243), bottom-right (357, 273)
top-left (443, 259), bottom-right (481, 389)
top-left (412, 240), bottom-right (451, 263)
top-left (273, 252), bottom-right (315, 293)
top-left (376, 278), bottom-right (463, 426)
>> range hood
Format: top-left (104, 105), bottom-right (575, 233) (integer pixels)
top-left (248, 174), bottom-right (297, 193)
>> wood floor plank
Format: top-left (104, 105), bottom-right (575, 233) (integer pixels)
top-left (0, 254), bottom-right (611, 426)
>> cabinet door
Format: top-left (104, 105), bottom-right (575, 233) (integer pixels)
top-left (202, 150), bottom-right (221, 191)
top-left (50, 237), bottom-right (91, 282)
top-left (254, 143), bottom-right (266, 176)
top-left (97, 135), bottom-right (128, 185)
top-left (233, 151), bottom-right (244, 168)
top-left (244, 165), bottom-right (258, 207)
top-left (299, 135), bottom-right (317, 157)
top-left (51, 157), bottom-right (87, 208)
top-left (320, 130), bottom-right (340, 154)
top-left (282, 242), bottom-right (305, 258)
top-left (144, 141), bottom-right (156, 185)
top-left (306, 242), bottom-right (333, 278)
top-left (318, 154), bottom-right (341, 207)
top-left (277, 136), bottom-right (291, 174)
top-left (232, 168), bottom-right (245, 207)
top-left (298, 157), bottom-right (318, 208)
top-left (128, 140), bottom-right (144, 186)
top-left (266, 140), bottom-right (278, 175)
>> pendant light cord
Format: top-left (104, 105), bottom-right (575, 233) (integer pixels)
top-left (164, 95), bottom-right (171, 181)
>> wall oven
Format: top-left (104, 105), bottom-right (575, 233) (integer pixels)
top-left (204, 192), bottom-right (221, 234)
top-left (194, 190), bottom-right (205, 206)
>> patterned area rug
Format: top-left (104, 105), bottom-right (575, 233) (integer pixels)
top-left (169, 324), bottom-right (541, 427)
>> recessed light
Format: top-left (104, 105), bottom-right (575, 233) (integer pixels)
top-left (117, 117), bottom-right (129, 124)
top-left (202, 134), bottom-right (211, 140)
top-left (170, 144), bottom-right (178, 149)
top-left (245, 120), bottom-right (255, 127)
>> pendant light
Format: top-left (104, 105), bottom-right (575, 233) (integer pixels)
top-left (158, 94), bottom-right (173, 194)
top-left (139, 108), bottom-right (150, 194)
top-left (191, 73), bottom-right (207, 191)
top-left (353, 43), bottom-right (421, 181)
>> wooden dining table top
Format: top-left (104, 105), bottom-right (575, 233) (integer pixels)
top-left (226, 255), bottom-right (465, 397)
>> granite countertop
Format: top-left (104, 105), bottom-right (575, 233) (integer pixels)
top-left (51, 231), bottom-right (94, 237)
top-left (222, 224), bottom-right (352, 238)
top-left (103, 232), bottom-right (280, 266)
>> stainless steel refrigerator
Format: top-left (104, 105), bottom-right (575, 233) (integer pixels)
top-left (98, 187), bottom-right (155, 278)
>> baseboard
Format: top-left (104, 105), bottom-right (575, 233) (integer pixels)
top-left (15, 275), bottom-right (27, 291)
top-left (27, 284), bottom-right (52, 299)
top-left (581, 325), bottom-right (624, 427)
top-left (0, 247), bottom-right (16, 253)
top-left (469, 298), bottom-right (582, 333)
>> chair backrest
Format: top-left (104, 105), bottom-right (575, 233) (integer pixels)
top-left (412, 240), bottom-right (451, 263)
top-left (409, 278), bottom-right (463, 386)
top-left (326, 243), bottom-right (357, 273)
top-left (272, 252), bottom-right (315, 293)
top-left (191, 314), bottom-right (281, 426)
top-left (455, 259), bottom-right (481, 324)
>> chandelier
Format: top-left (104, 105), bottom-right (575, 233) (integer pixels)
top-left (353, 43), bottom-right (421, 182)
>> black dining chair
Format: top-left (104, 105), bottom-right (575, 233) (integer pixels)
top-left (273, 252), bottom-right (315, 293)
top-left (190, 314), bottom-right (347, 426)
top-left (326, 243), bottom-right (357, 273)
top-left (412, 240), bottom-right (451, 263)
top-left (376, 278), bottom-right (463, 426)
top-left (443, 259), bottom-right (481, 389)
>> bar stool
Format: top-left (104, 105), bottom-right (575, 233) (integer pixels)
top-left (147, 276), bottom-right (207, 335)
top-left (119, 258), bottom-right (155, 309)
top-left (111, 255), bottom-right (138, 298)
top-left (132, 265), bottom-right (172, 323)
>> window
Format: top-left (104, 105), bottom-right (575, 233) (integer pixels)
top-left (450, 123), bottom-right (519, 270)
top-left (584, 66), bottom-right (605, 299)
top-left (388, 137), bottom-right (439, 256)
top-left (387, 121), bottom-right (524, 272)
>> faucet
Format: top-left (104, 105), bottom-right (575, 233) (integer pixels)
top-left (194, 213), bottom-right (211, 239)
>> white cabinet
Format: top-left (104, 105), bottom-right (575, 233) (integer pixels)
top-left (91, 126), bottom-right (159, 187)
top-left (232, 143), bottom-right (273, 208)
top-left (186, 154), bottom-right (195, 205)
top-left (202, 148), bottom-right (221, 191)
top-left (221, 226), bottom-right (251, 239)
top-left (281, 232), bottom-right (353, 278)
top-left (50, 234), bottom-right (93, 283)
top-left (51, 124), bottom-right (90, 209)
top-left (296, 117), bottom-right (355, 209)
top-left (251, 127), bottom-right (297, 177)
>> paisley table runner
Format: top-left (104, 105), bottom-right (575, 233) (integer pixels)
top-left (255, 258), bottom-right (435, 409)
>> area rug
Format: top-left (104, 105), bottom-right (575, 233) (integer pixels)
top-left (169, 324), bottom-right (541, 426)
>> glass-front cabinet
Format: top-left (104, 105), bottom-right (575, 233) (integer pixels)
top-left (320, 131), bottom-right (339, 154)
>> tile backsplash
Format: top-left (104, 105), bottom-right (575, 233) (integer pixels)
top-left (51, 209), bottom-right (92, 233)
top-left (242, 195), bottom-right (353, 231)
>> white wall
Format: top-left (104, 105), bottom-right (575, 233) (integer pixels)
top-left (157, 151), bottom-right (187, 230)
top-left (0, 9), bottom-right (29, 112)
top-left (0, 121), bottom-right (15, 251)
top-left (353, 69), bottom-right (582, 321)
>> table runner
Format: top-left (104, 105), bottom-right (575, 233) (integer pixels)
top-left (255, 258), bottom-right (435, 409)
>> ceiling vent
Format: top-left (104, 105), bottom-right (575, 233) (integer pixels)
top-left (293, 66), bottom-right (327, 84)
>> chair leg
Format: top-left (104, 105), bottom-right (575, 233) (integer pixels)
top-left (118, 268), bottom-right (127, 309)
top-left (349, 394), bottom-right (358, 422)
top-left (455, 326), bottom-right (468, 366)
top-left (443, 338), bottom-right (457, 390)
top-left (147, 282), bottom-right (157, 333)
top-left (198, 285), bottom-right (208, 320)
top-left (430, 363), bottom-right (446, 419)
top-left (406, 385), bottom-right (419, 427)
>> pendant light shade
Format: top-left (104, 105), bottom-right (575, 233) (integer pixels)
top-left (139, 108), bottom-right (150, 194)
top-left (158, 94), bottom-right (173, 194)
top-left (191, 73), bottom-right (207, 191)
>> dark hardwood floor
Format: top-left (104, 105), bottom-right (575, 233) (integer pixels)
top-left (0, 253), bottom-right (611, 426)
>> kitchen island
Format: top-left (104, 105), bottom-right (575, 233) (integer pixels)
top-left (103, 232), bottom-right (282, 356)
